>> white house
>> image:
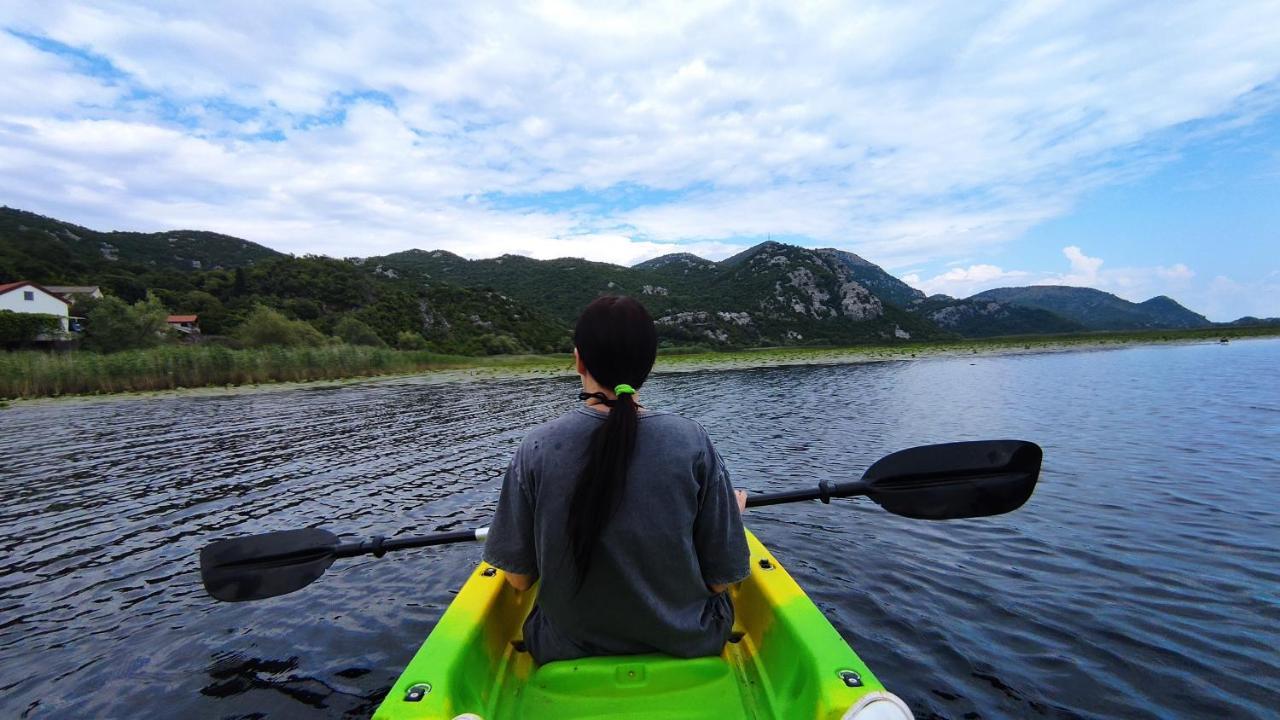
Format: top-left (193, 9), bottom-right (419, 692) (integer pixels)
top-left (0, 281), bottom-right (71, 332)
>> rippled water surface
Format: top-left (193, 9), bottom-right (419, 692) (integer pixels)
top-left (3, 339), bottom-right (1279, 719)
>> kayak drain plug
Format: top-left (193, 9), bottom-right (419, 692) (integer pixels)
top-left (838, 670), bottom-right (863, 688)
top-left (404, 683), bottom-right (432, 702)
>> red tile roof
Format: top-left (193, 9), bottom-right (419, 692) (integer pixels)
top-left (167, 315), bottom-right (199, 323)
top-left (0, 281), bottom-right (71, 304)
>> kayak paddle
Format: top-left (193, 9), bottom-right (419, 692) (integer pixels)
top-left (200, 439), bottom-right (1040, 602)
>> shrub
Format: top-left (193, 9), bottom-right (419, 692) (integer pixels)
top-left (334, 316), bottom-right (386, 346)
top-left (478, 333), bottom-right (525, 355)
top-left (0, 310), bottom-right (62, 344)
top-left (396, 330), bottom-right (429, 350)
top-left (234, 306), bottom-right (327, 347)
top-left (83, 294), bottom-right (170, 353)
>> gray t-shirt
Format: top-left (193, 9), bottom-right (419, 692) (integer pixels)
top-left (483, 406), bottom-right (750, 664)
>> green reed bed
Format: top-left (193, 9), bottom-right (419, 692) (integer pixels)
top-left (3, 326), bottom-right (1276, 400)
top-left (0, 345), bottom-right (539, 399)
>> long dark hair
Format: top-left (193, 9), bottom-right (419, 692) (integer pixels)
top-left (566, 296), bottom-right (658, 587)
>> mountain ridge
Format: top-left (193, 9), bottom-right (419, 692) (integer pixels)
top-left (1, 206), bottom-right (1236, 347)
top-left (969, 285), bottom-right (1210, 330)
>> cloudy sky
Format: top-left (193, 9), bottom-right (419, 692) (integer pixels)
top-left (2, 1), bottom-right (1278, 319)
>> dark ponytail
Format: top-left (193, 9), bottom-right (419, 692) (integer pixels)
top-left (566, 296), bottom-right (658, 588)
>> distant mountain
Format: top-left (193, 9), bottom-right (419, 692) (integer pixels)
top-left (374, 240), bottom-right (943, 347)
top-left (0, 207), bottom-right (284, 281)
top-left (371, 249), bottom-right (642, 324)
top-left (0, 208), bottom-right (567, 353)
top-left (1228, 316), bottom-right (1280, 327)
top-left (911, 296), bottom-right (1085, 337)
top-left (5, 205), bottom-right (1236, 349)
top-left (968, 286), bottom-right (1211, 330)
top-left (813, 248), bottom-right (926, 309)
top-left (632, 253), bottom-right (717, 272)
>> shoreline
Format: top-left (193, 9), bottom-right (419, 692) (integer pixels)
top-left (5, 327), bottom-right (1277, 407)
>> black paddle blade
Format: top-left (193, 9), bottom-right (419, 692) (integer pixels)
top-left (200, 528), bottom-right (340, 602)
top-left (862, 440), bottom-right (1041, 520)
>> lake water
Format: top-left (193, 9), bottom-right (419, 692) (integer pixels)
top-left (2, 339), bottom-right (1278, 719)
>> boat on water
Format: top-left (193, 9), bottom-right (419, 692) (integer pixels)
top-left (372, 529), bottom-right (914, 720)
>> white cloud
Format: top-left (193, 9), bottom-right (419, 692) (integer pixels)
top-left (904, 264), bottom-right (1032, 298)
top-left (1157, 264), bottom-right (1195, 281)
top-left (907, 245), bottom-right (1206, 307)
top-left (1179, 273), bottom-right (1280, 321)
top-left (1044, 246), bottom-right (1198, 300)
top-left (1062, 245), bottom-right (1104, 283)
top-left (0, 0), bottom-right (1278, 297)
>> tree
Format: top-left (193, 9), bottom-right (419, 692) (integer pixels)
top-left (478, 333), bottom-right (525, 355)
top-left (83, 294), bottom-right (170, 352)
top-left (396, 330), bottom-right (428, 350)
top-left (177, 290), bottom-right (227, 334)
top-left (234, 305), bottom-right (327, 347)
top-left (334, 316), bottom-right (386, 346)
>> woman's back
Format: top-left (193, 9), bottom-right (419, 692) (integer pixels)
top-left (483, 406), bottom-right (749, 664)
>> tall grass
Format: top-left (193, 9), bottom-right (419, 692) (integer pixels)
top-left (0, 345), bottom-right (551, 399)
top-left (2, 325), bottom-right (1275, 400)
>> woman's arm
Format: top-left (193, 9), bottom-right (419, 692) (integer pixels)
top-left (505, 572), bottom-right (535, 591)
top-left (483, 446), bottom-right (540, 589)
top-left (707, 489), bottom-right (749, 593)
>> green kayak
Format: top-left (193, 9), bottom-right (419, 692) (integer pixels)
top-left (201, 441), bottom-right (1038, 718)
top-left (372, 529), bottom-right (914, 719)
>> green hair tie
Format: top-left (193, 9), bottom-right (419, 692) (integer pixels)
top-left (614, 383), bottom-right (636, 396)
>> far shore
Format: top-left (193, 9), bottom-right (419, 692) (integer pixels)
top-left (3, 326), bottom-right (1277, 406)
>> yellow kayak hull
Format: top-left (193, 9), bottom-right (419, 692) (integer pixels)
top-left (373, 529), bottom-right (899, 719)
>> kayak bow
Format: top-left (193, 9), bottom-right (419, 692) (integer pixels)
top-left (372, 529), bottom-right (913, 720)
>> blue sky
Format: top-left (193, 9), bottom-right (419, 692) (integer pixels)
top-left (1, 1), bottom-right (1278, 319)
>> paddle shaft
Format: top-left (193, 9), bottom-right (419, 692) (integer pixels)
top-left (199, 440), bottom-right (1040, 601)
top-left (331, 527), bottom-right (490, 559)
top-left (321, 482), bottom-right (871, 561)
top-left (260, 467), bottom-right (1016, 564)
top-left (745, 479), bottom-right (869, 508)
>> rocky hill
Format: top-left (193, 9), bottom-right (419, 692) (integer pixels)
top-left (910, 295), bottom-right (1086, 337)
top-left (968, 286), bottom-right (1211, 330)
top-left (5, 205), bottom-right (1237, 351)
top-left (374, 241), bottom-right (942, 347)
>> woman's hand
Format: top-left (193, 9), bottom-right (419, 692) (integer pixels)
top-left (735, 489), bottom-right (748, 514)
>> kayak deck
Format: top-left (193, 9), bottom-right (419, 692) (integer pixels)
top-left (373, 530), bottom-right (887, 719)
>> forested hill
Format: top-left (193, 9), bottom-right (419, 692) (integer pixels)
top-left (372, 241), bottom-right (941, 346)
top-left (968, 286), bottom-right (1211, 330)
top-left (1, 206), bottom-right (1235, 352)
top-left (0, 208), bottom-right (569, 355)
top-left (0, 207), bottom-right (284, 280)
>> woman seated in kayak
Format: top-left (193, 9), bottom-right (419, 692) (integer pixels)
top-left (483, 295), bottom-right (750, 664)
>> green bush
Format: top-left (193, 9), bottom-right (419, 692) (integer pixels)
top-left (0, 310), bottom-right (62, 343)
top-left (478, 333), bottom-right (525, 355)
top-left (83, 294), bottom-right (169, 353)
top-left (335, 316), bottom-right (386, 346)
top-left (234, 305), bottom-right (327, 347)
top-left (396, 330), bottom-right (429, 350)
